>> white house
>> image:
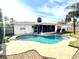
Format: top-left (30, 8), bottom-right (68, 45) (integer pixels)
top-left (66, 21), bottom-right (79, 32)
top-left (14, 22), bottom-right (34, 35)
top-left (14, 22), bottom-right (65, 35)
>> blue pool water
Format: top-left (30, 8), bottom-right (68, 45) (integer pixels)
top-left (16, 35), bottom-right (68, 44)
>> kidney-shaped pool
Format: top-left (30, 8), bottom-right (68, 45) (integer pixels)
top-left (16, 34), bottom-right (69, 44)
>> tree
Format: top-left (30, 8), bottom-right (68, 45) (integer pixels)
top-left (10, 18), bottom-right (14, 35)
top-left (65, 2), bottom-right (79, 34)
top-left (0, 8), bottom-right (2, 21)
top-left (65, 15), bottom-right (71, 24)
top-left (0, 8), bottom-right (3, 51)
top-left (4, 16), bottom-right (8, 21)
top-left (66, 2), bottom-right (79, 10)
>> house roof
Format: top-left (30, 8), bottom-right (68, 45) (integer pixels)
top-left (14, 21), bottom-right (65, 26)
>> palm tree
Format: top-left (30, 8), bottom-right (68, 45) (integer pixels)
top-left (0, 8), bottom-right (3, 51)
top-left (66, 2), bottom-right (79, 10)
top-left (0, 9), bottom-right (3, 44)
top-left (10, 18), bottom-right (15, 35)
top-left (0, 9), bottom-right (2, 21)
top-left (65, 2), bottom-right (79, 34)
top-left (65, 15), bottom-right (71, 24)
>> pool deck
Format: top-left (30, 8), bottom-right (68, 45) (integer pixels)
top-left (1, 36), bottom-right (78, 59)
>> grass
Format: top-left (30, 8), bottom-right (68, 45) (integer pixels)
top-left (58, 31), bottom-right (79, 48)
top-left (69, 40), bottom-right (79, 48)
top-left (59, 31), bottom-right (72, 34)
top-left (65, 31), bottom-right (79, 48)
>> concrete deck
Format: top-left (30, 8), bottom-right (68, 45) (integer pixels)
top-left (1, 36), bottom-right (78, 59)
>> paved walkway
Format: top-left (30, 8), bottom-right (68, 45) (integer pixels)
top-left (0, 50), bottom-right (55, 59)
top-left (72, 49), bottom-right (79, 59)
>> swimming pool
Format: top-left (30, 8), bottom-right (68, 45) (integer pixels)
top-left (16, 34), bottom-right (69, 44)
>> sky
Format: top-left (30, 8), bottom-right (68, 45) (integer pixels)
top-left (0, 0), bottom-right (79, 23)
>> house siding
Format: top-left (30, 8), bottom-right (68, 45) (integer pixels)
top-left (14, 24), bottom-right (34, 35)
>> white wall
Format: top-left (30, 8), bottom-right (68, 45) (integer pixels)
top-left (66, 24), bottom-right (79, 32)
top-left (14, 24), bottom-right (34, 35)
top-left (55, 25), bottom-right (57, 32)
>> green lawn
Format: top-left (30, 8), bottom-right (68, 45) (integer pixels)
top-left (57, 31), bottom-right (72, 34)
top-left (66, 31), bottom-right (79, 48)
top-left (69, 40), bottom-right (79, 48)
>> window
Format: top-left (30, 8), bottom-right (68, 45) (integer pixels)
top-left (20, 27), bottom-right (26, 30)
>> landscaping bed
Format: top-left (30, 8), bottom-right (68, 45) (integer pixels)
top-left (5, 36), bottom-right (12, 42)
